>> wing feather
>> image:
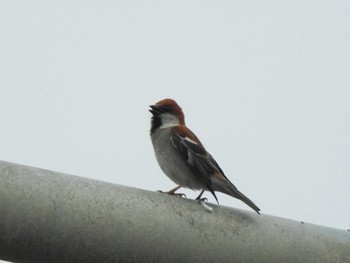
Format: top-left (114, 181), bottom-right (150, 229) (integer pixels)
top-left (170, 131), bottom-right (220, 202)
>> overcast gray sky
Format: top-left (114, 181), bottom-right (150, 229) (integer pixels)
top-left (1, 0), bottom-right (349, 241)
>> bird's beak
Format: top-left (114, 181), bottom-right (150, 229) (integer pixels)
top-left (149, 105), bottom-right (161, 115)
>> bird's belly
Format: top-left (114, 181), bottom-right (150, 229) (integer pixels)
top-left (152, 133), bottom-right (203, 189)
top-left (156, 153), bottom-right (202, 189)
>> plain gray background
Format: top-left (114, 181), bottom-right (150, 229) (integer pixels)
top-left (1, 1), bottom-right (349, 247)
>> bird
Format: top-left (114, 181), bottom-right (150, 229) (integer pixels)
top-left (149, 98), bottom-right (261, 214)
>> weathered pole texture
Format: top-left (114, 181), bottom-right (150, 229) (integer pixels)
top-left (0, 160), bottom-right (349, 263)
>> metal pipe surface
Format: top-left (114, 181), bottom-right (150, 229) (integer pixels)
top-left (0, 160), bottom-right (349, 262)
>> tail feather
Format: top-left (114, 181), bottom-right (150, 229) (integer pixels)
top-left (230, 187), bottom-right (260, 214)
top-left (220, 183), bottom-right (261, 214)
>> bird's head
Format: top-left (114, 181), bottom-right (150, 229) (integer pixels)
top-left (149, 98), bottom-right (185, 134)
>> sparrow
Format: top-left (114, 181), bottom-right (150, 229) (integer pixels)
top-left (149, 98), bottom-right (261, 214)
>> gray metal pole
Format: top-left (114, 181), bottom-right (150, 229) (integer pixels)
top-left (0, 160), bottom-right (349, 263)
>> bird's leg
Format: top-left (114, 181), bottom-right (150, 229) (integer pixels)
top-left (195, 190), bottom-right (207, 202)
top-left (157, 185), bottom-right (186, 198)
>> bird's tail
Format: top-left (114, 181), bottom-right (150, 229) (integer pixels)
top-left (219, 182), bottom-right (261, 214)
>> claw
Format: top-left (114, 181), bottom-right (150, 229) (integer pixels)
top-left (174, 193), bottom-right (186, 198)
top-left (157, 186), bottom-right (186, 198)
top-left (195, 190), bottom-right (205, 201)
top-left (158, 190), bottom-right (186, 198)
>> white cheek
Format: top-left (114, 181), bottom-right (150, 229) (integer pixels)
top-left (159, 114), bottom-right (179, 129)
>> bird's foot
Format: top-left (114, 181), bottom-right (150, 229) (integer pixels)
top-left (157, 188), bottom-right (186, 198)
top-left (195, 190), bottom-right (205, 201)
